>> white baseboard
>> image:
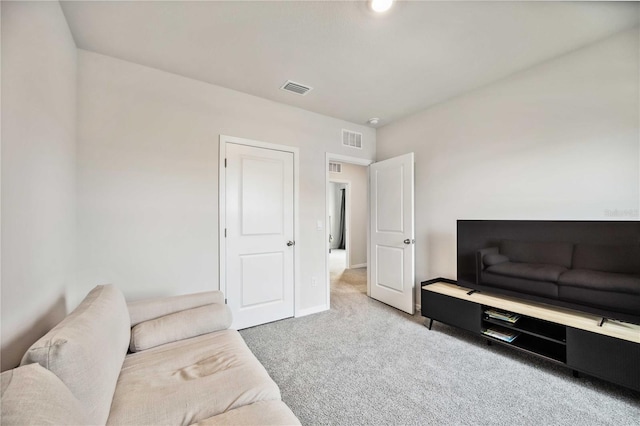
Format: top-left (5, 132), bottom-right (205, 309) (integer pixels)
top-left (296, 304), bottom-right (329, 318)
top-left (349, 263), bottom-right (367, 269)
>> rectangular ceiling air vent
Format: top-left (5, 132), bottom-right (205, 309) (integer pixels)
top-left (342, 129), bottom-right (363, 149)
top-left (280, 80), bottom-right (313, 96)
top-left (329, 162), bottom-right (342, 173)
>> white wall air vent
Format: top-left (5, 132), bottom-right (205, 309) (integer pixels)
top-left (328, 162), bottom-right (342, 173)
top-left (342, 129), bottom-right (363, 149)
top-left (280, 80), bottom-right (313, 96)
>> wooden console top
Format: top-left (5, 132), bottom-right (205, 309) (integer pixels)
top-left (423, 282), bottom-right (640, 344)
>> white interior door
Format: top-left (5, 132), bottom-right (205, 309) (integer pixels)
top-left (369, 153), bottom-right (415, 314)
top-left (225, 142), bottom-right (295, 329)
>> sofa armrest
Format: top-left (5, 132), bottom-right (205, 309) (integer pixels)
top-left (128, 291), bottom-right (225, 326)
top-left (476, 247), bottom-right (499, 284)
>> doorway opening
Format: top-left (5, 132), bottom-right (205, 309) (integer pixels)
top-left (326, 154), bottom-right (372, 307)
top-left (328, 181), bottom-right (348, 271)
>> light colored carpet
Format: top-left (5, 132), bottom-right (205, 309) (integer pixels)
top-left (240, 268), bottom-right (640, 425)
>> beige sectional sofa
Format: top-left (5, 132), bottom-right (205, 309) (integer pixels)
top-left (1, 284), bottom-right (300, 425)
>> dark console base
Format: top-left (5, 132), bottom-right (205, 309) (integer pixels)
top-left (421, 281), bottom-right (640, 392)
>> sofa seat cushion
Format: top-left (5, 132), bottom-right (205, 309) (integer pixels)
top-left (558, 269), bottom-right (640, 295)
top-left (1, 363), bottom-right (91, 425)
top-left (558, 286), bottom-right (640, 315)
top-left (107, 330), bottom-right (281, 426)
top-left (486, 262), bottom-right (568, 283)
top-left (20, 284), bottom-right (130, 425)
top-left (480, 272), bottom-right (559, 298)
top-left (192, 400), bottom-right (300, 426)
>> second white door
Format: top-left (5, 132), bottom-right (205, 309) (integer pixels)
top-left (225, 141), bottom-right (295, 329)
top-left (369, 153), bottom-right (415, 314)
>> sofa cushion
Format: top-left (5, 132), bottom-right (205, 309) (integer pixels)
top-left (128, 290), bottom-right (225, 326)
top-left (192, 400), bottom-right (300, 426)
top-left (194, 401), bottom-right (300, 426)
top-left (558, 269), bottom-right (640, 295)
top-left (572, 244), bottom-right (640, 274)
top-left (483, 253), bottom-right (509, 267)
top-left (558, 286), bottom-right (640, 315)
top-left (481, 272), bottom-right (559, 298)
top-left (130, 303), bottom-right (233, 352)
top-left (107, 330), bottom-right (281, 426)
top-left (500, 240), bottom-right (574, 268)
top-left (486, 262), bottom-right (568, 283)
top-left (1, 363), bottom-right (90, 425)
top-left (20, 284), bottom-right (130, 425)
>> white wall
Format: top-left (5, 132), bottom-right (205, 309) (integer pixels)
top-left (330, 163), bottom-right (368, 267)
top-left (1, 1), bottom-right (77, 370)
top-left (376, 28), bottom-right (639, 300)
top-left (76, 50), bottom-right (375, 311)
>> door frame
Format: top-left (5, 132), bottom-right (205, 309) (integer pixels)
top-left (219, 135), bottom-right (301, 317)
top-left (328, 179), bottom-right (351, 268)
top-left (325, 153), bottom-right (373, 308)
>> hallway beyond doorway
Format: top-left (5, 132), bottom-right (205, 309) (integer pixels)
top-left (330, 249), bottom-right (366, 296)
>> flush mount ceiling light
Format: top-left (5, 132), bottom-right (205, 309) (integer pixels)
top-left (370, 0), bottom-right (393, 13)
top-left (367, 117), bottom-right (380, 125)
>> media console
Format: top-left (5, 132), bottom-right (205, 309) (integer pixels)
top-left (421, 281), bottom-right (640, 392)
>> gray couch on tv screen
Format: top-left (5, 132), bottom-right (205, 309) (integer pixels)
top-left (477, 239), bottom-right (640, 318)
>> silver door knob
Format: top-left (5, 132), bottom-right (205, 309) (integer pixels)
top-left (287, 241), bottom-right (295, 247)
top-left (404, 239), bottom-right (415, 245)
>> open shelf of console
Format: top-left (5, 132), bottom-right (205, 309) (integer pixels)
top-left (421, 281), bottom-right (640, 392)
top-left (481, 308), bottom-right (567, 363)
top-left (483, 314), bottom-right (565, 343)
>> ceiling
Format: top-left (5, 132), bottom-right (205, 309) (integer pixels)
top-left (60, 1), bottom-right (639, 127)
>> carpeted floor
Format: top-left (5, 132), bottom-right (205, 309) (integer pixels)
top-left (240, 267), bottom-right (640, 425)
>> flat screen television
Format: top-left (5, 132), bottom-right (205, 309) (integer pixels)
top-left (457, 220), bottom-right (640, 325)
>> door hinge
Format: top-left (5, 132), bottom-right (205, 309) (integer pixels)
top-left (225, 298), bottom-right (227, 304)
top-left (224, 228), bottom-right (227, 238)
top-left (224, 158), bottom-right (227, 168)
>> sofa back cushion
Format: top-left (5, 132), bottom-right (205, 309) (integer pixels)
top-left (572, 244), bottom-right (640, 274)
top-left (500, 239), bottom-right (574, 268)
top-left (21, 284), bottom-right (130, 425)
top-left (128, 290), bottom-right (225, 326)
top-left (1, 363), bottom-right (90, 425)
